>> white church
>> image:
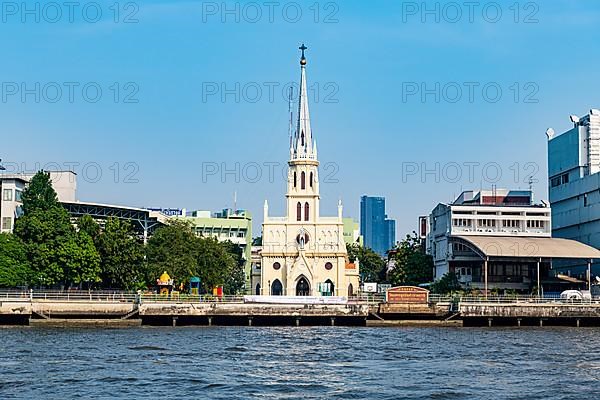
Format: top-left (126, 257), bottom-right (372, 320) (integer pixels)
top-left (259, 45), bottom-right (360, 297)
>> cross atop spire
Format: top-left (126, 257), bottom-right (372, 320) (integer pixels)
top-left (299, 43), bottom-right (308, 66)
top-left (292, 43), bottom-right (314, 160)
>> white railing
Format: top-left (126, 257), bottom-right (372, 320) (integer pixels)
top-left (0, 290), bottom-right (385, 305)
top-left (457, 295), bottom-right (599, 305)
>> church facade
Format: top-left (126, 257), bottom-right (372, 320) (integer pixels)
top-left (260, 46), bottom-right (360, 297)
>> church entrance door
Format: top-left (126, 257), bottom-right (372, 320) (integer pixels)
top-left (296, 277), bottom-right (310, 296)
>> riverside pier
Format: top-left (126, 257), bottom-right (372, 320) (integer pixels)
top-left (5, 291), bottom-right (600, 327)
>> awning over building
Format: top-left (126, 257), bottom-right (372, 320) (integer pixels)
top-left (453, 235), bottom-right (600, 260)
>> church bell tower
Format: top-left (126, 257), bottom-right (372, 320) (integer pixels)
top-left (287, 44), bottom-right (320, 225)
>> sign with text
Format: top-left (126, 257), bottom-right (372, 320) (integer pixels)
top-left (386, 286), bottom-right (429, 304)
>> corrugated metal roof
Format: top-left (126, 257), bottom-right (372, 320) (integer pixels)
top-left (454, 235), bottom-right (600, 259)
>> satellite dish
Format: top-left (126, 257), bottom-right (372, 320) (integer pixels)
top-left (545, 128), bottom-right (555, 139)
top-left (570, 115), bottom-right (580, 124)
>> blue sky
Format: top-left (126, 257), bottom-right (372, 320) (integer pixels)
top-left (1, 0), bottom-right (600, 238)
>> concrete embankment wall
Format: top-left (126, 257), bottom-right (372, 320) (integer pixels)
top-left (460, 303), bottom-right (600, 327)
top-left (1, 300), bottom-right (370, 326)
top-left (139, 303), bottom-right (370, 326)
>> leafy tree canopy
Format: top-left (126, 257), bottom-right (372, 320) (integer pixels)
top-left (388, 233), bottom-right (433, 287)
top-left (347, 243), bottom-right (386, 283)
top-left (0, 233), bottom-right (31, 287)
top-left (97, 217), bottom-right (145, 290)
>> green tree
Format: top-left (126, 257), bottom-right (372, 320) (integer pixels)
top-left (58, 231), bottom-right (101, 287)
top-left (347, 243), bottom-right (386, 283)
top-left (430, 272), bottom-right (461, 294)
top-left (218, 240), bottom-right (245, 294)
top-left (0, 233), bottom-right (31, 287)
top-left (388, 233), bottom-right (433, 287)
top-left (20, 170), bottom-right (59, 214)
top-left (15, 205), bottom-right (75, 287)
top-left (13, 171), bottom-right (98, 288)
top-left (146, 220), bottom-right (199, 287)
top-left (97, 218), bottom-right (145, 289)
top-left (77, 215), bottom-right (100, 243)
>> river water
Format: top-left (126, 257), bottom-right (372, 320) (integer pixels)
top-left (1, 326), bottom-right (599, 399)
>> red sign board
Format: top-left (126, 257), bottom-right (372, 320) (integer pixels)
top-left (386, 286), bottom-right (429, 304)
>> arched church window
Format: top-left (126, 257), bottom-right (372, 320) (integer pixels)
top-left (293, 172), bottom-right (297, 188)
top-left (271, 280), bottom-right (283, 296)
top-left (296, 202), bottom-right (302, 221)
top-left (310, 172), bottom-right (313, 187)
top-left (301, 172), bottom-right (306, 189)
top-left (304, 202), bottom-right (309, 221)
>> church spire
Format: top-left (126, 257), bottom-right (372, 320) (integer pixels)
top-left (293, 43), bottom-right (314, 159)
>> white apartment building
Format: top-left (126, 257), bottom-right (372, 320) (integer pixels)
top-left (427, 189), bottom-right (553, 292)
top-left (0, 171), bottom-right (76, 233)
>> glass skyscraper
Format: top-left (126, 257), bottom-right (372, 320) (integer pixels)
top-left (360, 195), bottom-right (396, 257)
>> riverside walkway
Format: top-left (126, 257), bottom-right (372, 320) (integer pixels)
top-left (0, 291), bottom-right (377, 326)
top-left (3, 291), bottom-right (600, 327)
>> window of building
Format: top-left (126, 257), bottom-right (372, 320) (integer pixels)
top-left (452, 218), bottom-right (471, 227)
top-left (325, 262), bottom-right (333, 270)
top-left (237, 231), bottom-right (245, 238)
top-left (301, 172), bottom-right (306, 189)
top-left (478, 219), bottom-right (496, 228)
top-left (503, 220), bottom-right (520, 228)
top-left (273, 262), bottom-right (281, 270)
top-left (551, 172), bottom-right (569, 188)
top-left (3, 189), bottom-right (12, 201)
top-left (2, 217), bottom-right (11, 230)
top-left (294, 172), bottom-right (297, 188)
top-left (584, 193), bottom-right (589, 207)
top-left (15, 190), bottom-right (22, 202)
top-left (304, 202), bottom-right (309, 221)
top-left (310, 172), bottom-right (313, 187)
top-left (526, 220), bottom-right (545, 229)
top-left (296, 202), bottom-right (302, 221)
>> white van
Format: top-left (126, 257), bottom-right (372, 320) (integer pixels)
top-left (560, 290), bottom-right (592, 301)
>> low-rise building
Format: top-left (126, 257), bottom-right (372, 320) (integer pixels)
top-left (342, 217), bottom-right (361, 246)
top-left (180, 209), bottom-right (253, 293)
top-left (427, 189), bottom-right (557, 292)
top-left (0, 171), bottom-right (76, 233)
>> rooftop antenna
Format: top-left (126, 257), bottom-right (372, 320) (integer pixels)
top-left (288, 86), bottom-right (294, 149)
top-left (0, 159), bottom-right (5, 171)
top-left (528, 176), bottom-right (534, 205)
top-left (233, 191), bottom-right (237, 213)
